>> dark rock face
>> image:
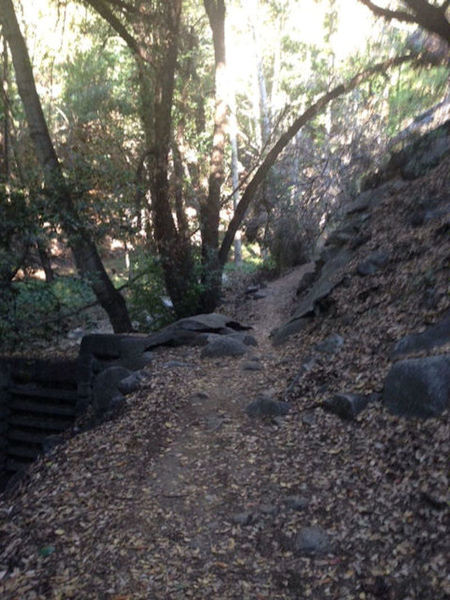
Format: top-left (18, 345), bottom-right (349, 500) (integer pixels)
top-left (246, 392), bottom-right (290, 418)
top-left (392, 311), bottom-right (450, 358)
top-left (383, 355), bottom-right (450, 418)
top-left (293, 526), bottom-right (332, 555)
top-left (357, 250), bottom-right (390, 276)
top-left (400, 122), bottom-right (450, 180)
top-left (272, 248), bottom-right (353, 346)
top-left (200, 337), bottom-right (248, 358)
top-left (323, 392), bottom-right (374, 420)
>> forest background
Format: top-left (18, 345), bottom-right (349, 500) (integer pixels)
top-left (0, 0), bottom-right (448, 348)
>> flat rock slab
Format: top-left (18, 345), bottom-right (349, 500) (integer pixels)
top-left (392, 311), bottom-right (450, 358)
top-left (383, 354), bottom-right (450, 418)
top-left (146, 313), bottom-right (251, 350)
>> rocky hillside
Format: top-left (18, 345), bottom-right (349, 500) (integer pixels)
top-left (0, 128), bottom-right (448, 600)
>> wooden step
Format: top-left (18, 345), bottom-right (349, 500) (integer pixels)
top-left (9, 398), bottom-right (76, 417)
top-left (7, 444), bottom-right (41, 459)
top-left (6, 458), bottom-right (32, 472)
top-left (9, 385), bottom-right (78, 403)
top-left (7, 429), bottom-right (56, 445)
top-left (9, 414), bottom-right (73, 432)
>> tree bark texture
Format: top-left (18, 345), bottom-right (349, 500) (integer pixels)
top-left (0, 0), bottom-right (132, 333)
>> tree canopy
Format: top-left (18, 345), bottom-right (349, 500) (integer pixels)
top-left (0, 0), bottom-right (448, 344)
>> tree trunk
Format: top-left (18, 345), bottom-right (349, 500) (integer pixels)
top-left (200, 0), bottom-right (228, 312)
top-left (229, 92), bottom-right (242, 265)
top-left (0, 0), bottom-right (132, 333)
top-left (1, 27), bottom-right (9, 180)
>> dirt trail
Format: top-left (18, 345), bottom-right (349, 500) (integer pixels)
top-left (134, 263), bottom-right (313, 594)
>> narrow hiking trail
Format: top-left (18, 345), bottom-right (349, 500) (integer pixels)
top-left (1, 250), bottom-right (448, 599)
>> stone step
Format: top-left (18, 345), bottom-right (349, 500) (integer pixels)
top-left (9, 414), bottom-right (72, 432)
top-left (9, 385), bottom-right (78, 403)
top-left (7, 444), bottom-right (41, 459)
top-left (9, 398), bottom-right (77, 417)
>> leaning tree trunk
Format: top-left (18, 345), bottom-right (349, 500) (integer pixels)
top-left (200, 0), bottom-right (228, 312)
top-left (0, 0), bottom-right (132, 333)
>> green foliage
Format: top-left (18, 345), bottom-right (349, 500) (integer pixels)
top-left (127, 253), bottom-right (175, 331)
top-left (0, 276), bottom-right (95, 350)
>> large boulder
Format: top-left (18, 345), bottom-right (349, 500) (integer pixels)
top-left (145, 313), bottom-right (251, 350)
top-left (383, 354), bottom-right (450, 418)
top-left (392, 311), bottom-right (450, 358)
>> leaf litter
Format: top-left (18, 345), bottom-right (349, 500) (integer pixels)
top-left (0, 158), bottom-right (449, 599)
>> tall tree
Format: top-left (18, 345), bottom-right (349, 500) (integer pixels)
top-left (358, 1), bottom-right (450, 43)
top-left (0, 0), bottom-right (132, 332)
top-left (200, 0), bottom-right (228, 311)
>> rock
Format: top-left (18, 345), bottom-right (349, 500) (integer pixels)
top-left (232, 511), bottom-right (254, 526)
top-left (145, 313), bottom-right (251, 350)
top-left (296, 267), bottom-right (319, 296)
top-left (253, 291), bottom-right (267, 299)
top-left (245, 285), bottom-right (259, 294)
top-left (323, 392), bottom-right (373, 420)
top-left (271, 318), bottom-right (311, 347)
top-left (289, 247), bottom-right (353, 323)
top-left (117, 372), bottom-right (142, 395)
top-left (284, 495), bottom-right (309, 511)
top-left (93, 366), bottom-right (131, 417)
top-left (357, 250), bottom-right (390, 276)
top-left (315, 333), bottom-right (344, 354)
top-left (401, 122), bottom-right (450, 180)
top-left (164, 360), bottom-right (191, 368)
top-left (383, 354), bottom-right (450, 418)
top-left (259, 504), bottom-right (278, 516)
top-left (293, 526), bottom-right (332, 555)
top-left (228, 332), bottom-right (258, 347)
top-left (392, 311), bottom-right (450, 358)
top-left (302, 412), bottom-right (316, 426)
top-left (246, 392), bottom-right (290, 418)
top-left (201, 337), bottom-right (248, 358)
top-left (343, 190), bottom-right (375, 215)
top-left (242, 361), bottom-right (263, 371)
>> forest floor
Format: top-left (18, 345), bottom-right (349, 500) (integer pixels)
top-left (0, 159), bottom-right (449, 599)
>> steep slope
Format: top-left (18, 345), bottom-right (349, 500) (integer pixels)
top-left (0, 155), bottom-right (448, 599)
